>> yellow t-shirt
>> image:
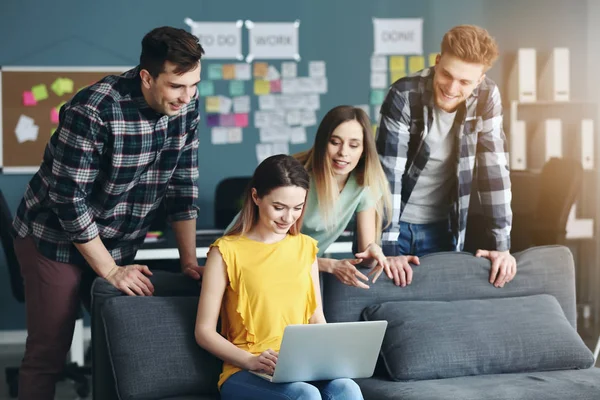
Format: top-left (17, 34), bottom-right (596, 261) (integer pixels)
top-left (211, 233), bottom-right (319, 389)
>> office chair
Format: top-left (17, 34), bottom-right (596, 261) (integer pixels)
top-left (528, 157), bottom-right (583, 246)
top-left (214, 177), bottom-right (252, 229)
top-left (0, 189), bottom-right (91, 398)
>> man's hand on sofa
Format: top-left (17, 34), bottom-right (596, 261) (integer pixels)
top-left (246, 349), bottom-right (278, 375)
top-left (475, 249), bottom-right (517, 288)
top-left (105, 264), bottom-right (154, 296)
top-left (182, 263), bottom-right (205, 281)
top-left (386, 255), bottom-right (419, 287)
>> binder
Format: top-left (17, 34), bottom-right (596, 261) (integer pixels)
top-left (544, 119), bottom-right (563, 160)
top-left (538, 48), bottom-right (570, 102)
top-left (509, 101), bottom-right (527, 170)
top-left (508, 48), bottom-right (537, 102)
top-left (581, 119), bottom-right (594, 170)
top-left (510, 120), bottom-right (527, 170)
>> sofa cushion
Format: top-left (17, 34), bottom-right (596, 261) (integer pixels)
top-left (101, 296), bottom-right (222, 400)
top-left (356, 368), bottom-right (600, 400)
top-left (362, 294), bottom-right (594, 381)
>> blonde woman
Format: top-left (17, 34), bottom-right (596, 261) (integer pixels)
top-left (294, 105), bottom-right (416, 288)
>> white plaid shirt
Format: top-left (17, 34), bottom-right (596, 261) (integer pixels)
top-left (376, 67), bottom-right (512, 255)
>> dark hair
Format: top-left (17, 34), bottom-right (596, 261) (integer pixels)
top-left (228, 155), bottom-right (310, 236)
top-left (140, 26), bottom-right (205, 78)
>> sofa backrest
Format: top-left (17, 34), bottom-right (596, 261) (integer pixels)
top-left (322, 245), bottom-right (577, 328)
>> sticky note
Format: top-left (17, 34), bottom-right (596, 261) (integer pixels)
top-left (222, 64), bottom-right (235, 80)
top-left (51, 78), bottom-right (65, 96)
top-left (234, 113), bottom-right (249, 128)
top-left (429, 53), bottom-right (439, 67)
top-left (372, 124), bottom-right (378, 137)
top-left (50, 108), bottom-right (59, 124)
top-left (235, 63), bottom-right (251, 80)
top-left (207, 64), bottom-right (223, 80)
top-left (390, 70), bottom-right (406, 84)
top-left (253, 62), bottom-right (268, 78)
top-left (205, 96), bottom-right (220, 113)
top-left (370, 90), bottom-right (386, 105)
top-left (270, 79), bottom-right (281, 93)
top-left (31, 84), bottom-right (49, 101)
top-left (229, 81), bottom-right (245, 97)
top-left (51, 128), bottom-right (57, 136)
top-left (389, 56), bottom-right (406, 72)
top-left (409, 56), bottom-right (425, 73)
top-left (220, 114), bottom-right (236, 127)
top-left (61, 78), bottom-right (74, 93)
top-left (199, 81), bottom-right (214, 96)
top-left (206, 114), bottom-right (220, 127)
top-left (254, 80), bottom-right (270, 95)
top-left (23, 91), bottom-right (37, 106)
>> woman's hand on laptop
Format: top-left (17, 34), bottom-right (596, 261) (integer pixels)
top-left (246, 349), bottom-right (278, 375)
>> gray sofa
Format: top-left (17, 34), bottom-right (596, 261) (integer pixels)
top-left (91, 245), bottom-right (600, 400)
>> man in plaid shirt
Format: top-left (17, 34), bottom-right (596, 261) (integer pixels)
top-left (376, 25), bottom-right (516, 290)
top-left (12, 26), bottom-right (204, 399)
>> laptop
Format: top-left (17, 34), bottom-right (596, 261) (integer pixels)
top-left (250, 320), bottom-right (387, 383)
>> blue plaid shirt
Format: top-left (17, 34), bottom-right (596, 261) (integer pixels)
top-left (376, 67), bottom-right (512, 256)
top-left (13, 66), bottom-right (200, 266)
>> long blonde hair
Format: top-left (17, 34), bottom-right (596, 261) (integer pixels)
top-left (227, 154), bottom-right (310, 237)
top-left (294, 105), bottom-right (392, 243)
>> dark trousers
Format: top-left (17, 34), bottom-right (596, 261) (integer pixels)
top-left (13, 236), bottom-right (92, 400)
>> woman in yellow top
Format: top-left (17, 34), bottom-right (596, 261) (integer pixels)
top-left (195, 155), bottom-right (364, 399)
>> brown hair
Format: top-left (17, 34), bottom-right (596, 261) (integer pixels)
top-left (140, 26), bottom-right (205, 78)
top-left (227, 155), bottom-right (310, 237)
top-left (294, 105), bottom-right (392, 241)
top-left (441, 25), bottom-right (499, 70)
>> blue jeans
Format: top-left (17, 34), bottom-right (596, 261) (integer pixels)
top-left (220, 370), bottom-right (364, 400)
top-left (397, 220), bottom-right (456, 257)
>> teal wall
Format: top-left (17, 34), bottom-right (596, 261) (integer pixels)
top-left (0, 0), bottom-right (592, 329)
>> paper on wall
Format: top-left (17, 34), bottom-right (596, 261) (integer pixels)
top-left (211, 127), bottom-right (229, 144)
top-left (233, 96), bottom-right (251, 113)
top-left (299, 110), bottom-right (317, 127)
top-left (373, 18), bottom-right (423, 55)
top-left (281, 62), bottom-right (297, 78)
top-left (218, 96), bottom-right (233, 114)
top-left (228, 128), bottom-right (243, 143)
top-left (289, 127), bottom-right (307, 144)
top-left (246, 20), bottom-right (300, 62)
top-left (272, 142), bottom-right (289, 155)
top-left (286, 110), bottom-right (302, 126)
top-left (235, 63), bottom-right (252, 80)
top-left (184, 19), bottom-right (244, 60)
top-left (256, 143), bottom-right (274, 163)
top-left (309, 61), bottom-right (326, 77)
top-left (281, 78), bottom-right (300, 94)
top-left (255, 110), bottom-right (285, 128)
top-left (370, 72), bottom-right (387, 89)
top-left (266, 65), bottom-right (281, 81)
top-left (260, 128), bottom-right (289, 143)
top-left (371, 56), bottom-right (387, 72)
top-left (14, 114), bottom-right (39, 143)
top-left (259, 94), bottom-right (278, 110)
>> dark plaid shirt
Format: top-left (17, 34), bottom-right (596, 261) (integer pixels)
top-left (13, 66), bottom-right (200, 266)
top-left (376, 67), bottom-right (512, 256)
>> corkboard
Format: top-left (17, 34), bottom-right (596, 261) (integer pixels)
top-left (0, 67), bottom-right (129, 172)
